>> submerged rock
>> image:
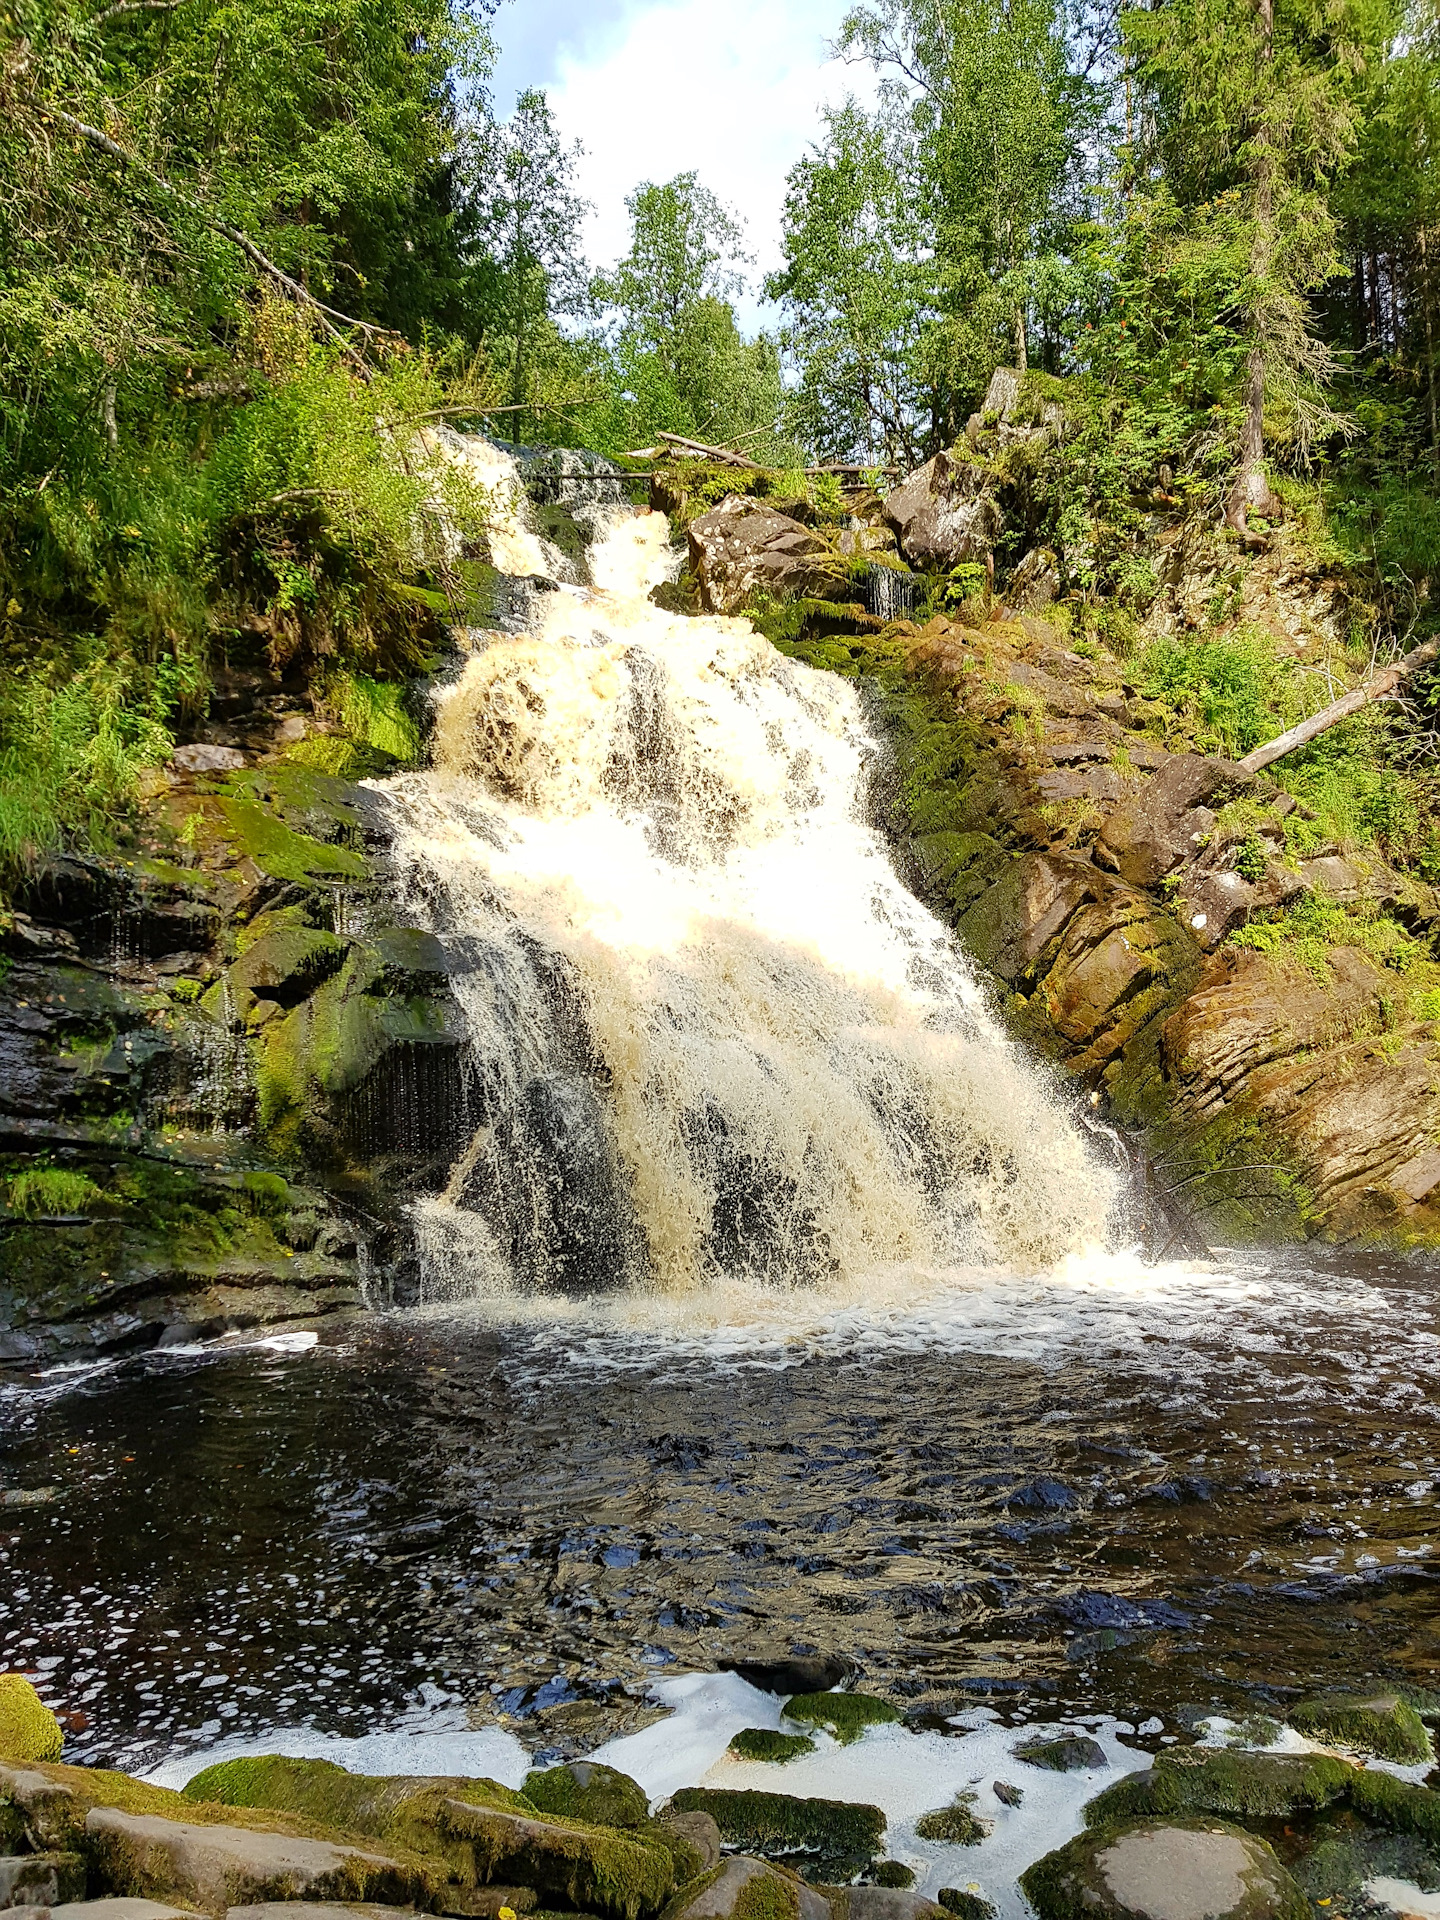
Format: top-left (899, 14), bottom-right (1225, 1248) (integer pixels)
top-left (721, 1658), bottom-right (853, 1699)
top-left (1021, 1817), bottom-right (1307, 1920)
top-left (0, 1673), bottom-right (64, 1762)
top-left (1015, 1736), bottom-right (1108, 1773)
top-left (1290, 1693), bottom-right (1433, 1764)
top-left (914, 1796), bottom-right (991, 1845)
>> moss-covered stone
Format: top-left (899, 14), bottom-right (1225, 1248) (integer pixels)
top-left (1346, 1769), bottom-right (1440, 1845)
top-left (524, 1763), bottom-right (650, 1830)
top-left (1015, 1736), bottom-right (1107, 1774)
top-left (668, 1789), bottom-right (886, 1882)
top-left (1082, 1752), bottom-right (1355, 1829)
top-left (874, 1863), bottom-right (915, 1888)
top-left (0, 1672), bottom-right (64, 1761)
top-left (1021, 1818), bottom-right (1308, 1920)
top-left (728, 1731), bottom-right (818, 1765)
top-left (1290, 1692), bottom-right (1433, 1763)
top-left (914, 1796), bottom-right (990, 1845)
top-left (936, 1890), bottom-right (996, 1920)
top-left (783, 1694), bottom-right (901, 1746)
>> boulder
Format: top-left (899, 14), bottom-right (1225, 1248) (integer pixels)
top-left (1094, 756), bottom-right (1252, 887)
top-left (914, 1795), bottom-right (990, 1844)
top-left (936, 1894), bottom-right (995, 1920)
top-left (0, 1851), bottom-right (87, 1906)
top-left (171, 745), bottom-right (247, 775)
top-left (47, 1904), bottom-right (198, 1920)
top-left (832, 1895), bottom-right (946, 1920)
top-left (440, 1800), bottom-right (672, 1920)
top-left (653, 1814), bottom-right (721, 1875)
top-left (1021, 1818), bottom-right (1307, 1920)
top-left (83, 1809), bottom-right (429, 1914)
top-left (667, 1791), bottom-right (885, 1883)
top-left (1007, 546), bottom-right (1061, 611)
top-left (687, 500), bottom-right (849, 616)
top-left (662, 1857), bottom-right (829, 1920)
top-left (0, 1676), bottom-right (64, 1763)
top-left (882, 453), bottom-right (1000, 572)
top-left (1175, 870), bottom-right (1254, 950)
top-left (1084, 1752), bottom-right (1355, 1829)
top-left (522, 1763), bottom-right (648, 1829)
top-left (1015, 1736), bottom-right (1108, 1773)
top-left (1290, 1692), bottom-right (1432, 1764)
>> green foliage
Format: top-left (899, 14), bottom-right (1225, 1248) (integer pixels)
top-left (1138, 627), bottom-right (1295, 758)
top-left (1230, 894), bottom-right (1432, 985)
top-left (3, 1166), bottom-right (107, 1218)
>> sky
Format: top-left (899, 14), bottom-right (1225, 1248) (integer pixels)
top-left (489, 0), bottom-right (875, 332)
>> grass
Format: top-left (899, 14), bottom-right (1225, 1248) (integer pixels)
top-left (3, 1167), bottom-right (108, 1217)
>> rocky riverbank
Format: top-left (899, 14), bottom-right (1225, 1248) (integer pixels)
top-left (1, 1673), bottom-right (1438, 1920)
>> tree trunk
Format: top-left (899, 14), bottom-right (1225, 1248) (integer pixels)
top-left (1237, 636), bottom-right (1440, 774)
top-left (1014, 302), bottom-right (1028, 375)
top-left (1225, 0), bottom-right (1282, 535)
top-left (1421, 226), bottom-right (1440, 481)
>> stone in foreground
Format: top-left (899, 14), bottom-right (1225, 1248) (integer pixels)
top-left (48, 1903), bottom-right (199, 1920)
top-left (225, 1906), bottom-right (428, 1920)
top-left (662, 1856), bottom-right (830, 1920)
top-left (667, 1789), bottom-right (886, 1881)
top-left (0, 1850), bottom-right (87, 1906)
top-left (1021, 1817), bottom-right (1307, 1920)
top-left (522, 1761), bottom-right (649, 1829)
top-left (84, 1808), bottom-right (430, 1914)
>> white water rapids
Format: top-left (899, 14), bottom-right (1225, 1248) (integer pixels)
top-left (373, 443), bottom-right (1117, 1305)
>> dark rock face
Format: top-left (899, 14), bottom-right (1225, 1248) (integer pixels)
top-left (1094, 755), bottom-right (1253, 888)
top-left (0, 763), bottom-right (468, 1358)
top-left (687, 499), bottom-right (851, 616)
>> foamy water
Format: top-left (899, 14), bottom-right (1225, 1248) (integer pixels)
top-left (374, 445), bottom-right (1116, 1306)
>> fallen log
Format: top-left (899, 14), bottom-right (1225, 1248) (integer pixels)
top-left (1238, 635), bottom-right (1440, 774)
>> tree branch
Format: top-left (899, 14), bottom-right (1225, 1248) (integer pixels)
top-left (49, 107), bottom-right (396, 349)
top-left (1237, 636), bottom-right (1440, 774)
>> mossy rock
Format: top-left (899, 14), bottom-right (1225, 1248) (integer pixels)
top-left (1015, 1736), bottom-right (1107, 1773)
top-left (1290, 1692), bottom-right (1433, 1763)
top-left (874, 1863), bottom-right (915, 1888)
top-left (1021, 1817), bottom-right (1308, 1920)
top-left (524, 1763), bottom-right (650, 1830)
top-left (0, 1673), bottom-right (63, 1762)
top-left (914, 1796), bottom-right (990, 1845)
top-left (660, 1855), bottom-right (821, 1920)
top-left (1083, 1751), bottom-right (1355, 1828)
top-left (668, 1789), bottom-right (885, 1882)
top-left (728, 1731), bottom-right (817, 1765)
top-left (783, 1693), bottom-right (901, 1746)
top-left (1347, 1770), bottom-right (1440, 1846)
top-left (937, 1894), bottom-right (995, 1920)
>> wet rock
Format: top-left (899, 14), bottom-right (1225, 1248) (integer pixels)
top-left (1094, 756), bottom-right (1252, 888)
top-left (0, 1675), bottom-right (65, 1762)
top-left (662, 1857), bottom-right (829, 1920)
top-left (667, 1791), bottom-right (885, 1883)
top-left (84, 1809), bottom-right (428, 1913)
top-left (0, 1851), bottom-right (87, 1907)
top-left (882, 452), bottom-right (1001, 572)
top-left (873, 1865), bottom-right (915, 1890)
top-left (830, 1894), bottom-right (947, 1920)
top-left (721, 1658), bottom-right (854, 1699)
top-left (782, 1696), bottom-right (901, 1746)
top-left (522, 1762), bottom-right (649, 1829)
top-left (727, 1732), bottom-right (817, 1764)
top-left (992, 1784), bottom-right (1023, 1809)
top-left (936, 1893), bottom-right (995, 1920)
top-left (171, 745), bottom-right (248, 774)
top-left (1015, 1736), bottom-right (1108, 1773)
top-left (1021, 1818), bottom-right (1306, 1920)
top-left (687, 501), bottom-right (850, 616)
top-left (440, 1801), bottom-right (672, 1920)
top-left (1084, 1752), bottom-right (1355, 1828)
top-left (653, 1813), bottom-right (721, 1875)
top-left (1347, 1770), bottom-right (1440, 1844)
top-left (1291, 1693), bottom-right (1433, 1764)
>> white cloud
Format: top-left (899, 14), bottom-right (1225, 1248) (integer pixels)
top-left (544, 0), bottom-right (873, 332)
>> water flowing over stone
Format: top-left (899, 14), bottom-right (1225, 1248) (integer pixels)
top-left (372, 441), bottom-right (1116, 1302)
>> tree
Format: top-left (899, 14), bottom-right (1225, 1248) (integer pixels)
top-left (465, 87), bottom-right (590, 416)
top-left (1125, 0), bottom-right (1374, 532)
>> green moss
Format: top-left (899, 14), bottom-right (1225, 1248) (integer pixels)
top-left (1291, 1693), bottom-right (1433, 1763)
top-left (783, 1693), bottom-right (901, 1745)
top-left (215, 798), bottom-right (365, 884)
top-left (731, 1868), bottom-right (801, 1920)
top-left (3, 1167), bottom-right (107, 1219)
top-left (1020, 1818), bottom-right (1308, 1920)
top-left (937, 1891), bottom-right (996, 1920)
top-left (1083, 1752), bottom-right (1355, 1829)
top-left (728, 1730), bottom-right (818, 1764)
top-left (668, 1789), bottom-right (885, 1881)
top-left (1346, 1770), bottom-right (1440, 1846)
top-left (0, 1673), bottom-right (63, 1761)
top-left (524, 1763), bottom-right (649, 1829)
top-left (915, 1795), bottom-right (991, 1845)
top-left (874, 1862), bottom-right (915, 1888)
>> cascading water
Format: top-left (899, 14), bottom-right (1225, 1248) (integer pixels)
top-left (373, 443), bottom-right (1118, 1304)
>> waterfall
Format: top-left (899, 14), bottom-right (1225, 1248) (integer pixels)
top-left (372, 443), bottom-right (1116, 1304)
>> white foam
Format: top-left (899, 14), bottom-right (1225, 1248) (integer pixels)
top-left (588, 1671), bottom-right (783, 1801)
top-left (144, 1707), bottom-right (530, 1793)
top-left (1367, 1878), bottom-right (1440, 1918)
